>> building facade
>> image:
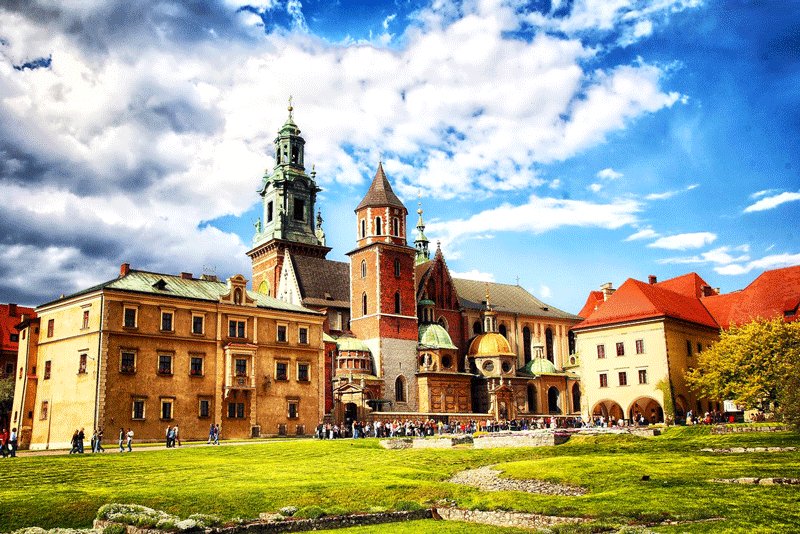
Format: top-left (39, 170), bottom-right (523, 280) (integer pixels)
top-left (11, 266), bottom-right (325, 449)
top-left (1, 303), bottom-right (35, 429)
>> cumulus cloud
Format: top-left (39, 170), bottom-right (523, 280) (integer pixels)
top-left (449, 269), bottom-right (495, 282)
top-left (647, 231), bottom-right (717, 250)
top-left (0, 0), bottom-right (696, 304)
top-left (715, 253), bottom-right (800, 276)
top-left (596, 167), bottom-right (623, 180)
top-left (624, 227), bottom-right (659, 241)
top-left (656, 245), bottom-right (750, 266)
top-left (743, 191), bottom-right (800, 213)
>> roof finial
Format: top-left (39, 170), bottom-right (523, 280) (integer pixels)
top-left (485, 282), bottom-right (491, 308)
top-left (288, 95), bottom-right (293, 118)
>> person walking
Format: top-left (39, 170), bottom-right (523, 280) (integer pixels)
top-left (173, 424), bottom-right (180, 447)
top-left (0, 428), bottom-right (8, 458)
top-left (118, 427), bottom-right (125, 452)
top-left (96, 428), bottom-right (105, 452)
top-left (8, 428), bottom-right (17, 457)
top-left (126, 428), bottom-right (134, 452)
top-left (213, 424), bottom-right (220, 445)
top-left (69, 429), bottom-right (80, 454)
top-left (165, 426), bottom-right (173, 448)
top-left (77, 427), bottom-right (85, 453)
top-left (207, 423), bottom-right (215, 444)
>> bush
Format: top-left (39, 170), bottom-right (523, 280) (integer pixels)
top-left (293, 506), bottom-right (326, 520)
top-left (187, 514), bottom-right (222, 528)
top-left (102, 525), bottom-right (126, 534)
top-left (394, 500), bottom-right (422, 512)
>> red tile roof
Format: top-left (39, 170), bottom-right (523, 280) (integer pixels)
top-left (702, 265), bottom-right (800, 328)
top-left (1, 303), bottom-right (36, 352)
top-left (574, 278), bottom-right (718, 330)
top-left (577, 291), bottom-right (605, 319)
top-left (656, 272), bottom-right (712, 298)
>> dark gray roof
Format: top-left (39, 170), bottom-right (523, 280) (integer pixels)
top-left (292, 255), bottom-right (350, 309)
top-left (355, 163), bottom-right (406, 211)
top-left (39, 270), bottom-right (320, 315)
top-left (452, 278), bottom-right (580, 321)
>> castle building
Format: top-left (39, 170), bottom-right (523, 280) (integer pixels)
top-left (1, 303), bottom-right (35, 429)
top-left (252, 104), bottom-right (584, 425)
top-left (573, 266), bottom-right (800, 423)
top-left (10, 266), bottom-right (325, 449)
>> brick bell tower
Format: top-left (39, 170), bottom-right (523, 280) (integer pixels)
top-left (347, 163), bottom-right (419, 410)
top-left (247, 100), bottom-right (330, 296)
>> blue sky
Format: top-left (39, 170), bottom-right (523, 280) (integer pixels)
top-left (0, 0), bottom-right (798, 313)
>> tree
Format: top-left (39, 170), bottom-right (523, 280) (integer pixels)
top-left (0, 375), bottom-right (14, 420)
top-left (685, 317), bottom-right (800, 418)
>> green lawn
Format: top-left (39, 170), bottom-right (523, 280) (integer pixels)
top-left (1, 426), bottom-right (799, 532)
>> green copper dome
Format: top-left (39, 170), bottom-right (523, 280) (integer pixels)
top-left (337, 336), bottom-right (370, 353)
top-left (520, 357), bottom-right (558, 375)
top-left (419, 323), bottom-right (457, 350)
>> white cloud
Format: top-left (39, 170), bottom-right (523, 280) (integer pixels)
top-left (645, 183), bottom-right (699, 200)
top-left (589, 183), bottom-right (603, 192)
top-left (428, 194), bottom-right (642, 245)
top-left (539, 284), bottom-right (553, 299)
top-left (549, 179), bottom-right (561, 189)
top-left (750, 188), bottom-right (779, 199)
top-left (743, 191), bottom-right (800, 213)
top-left (656, 245), bottom-right (750, 265)
top-left (383, 14), bottom-right (397, 30)
top-left (648, 232), bottom-right (717, 250)
top-left (450, 269), bottom-right (495, 282)
top-left (715, 253), bottom-right (800, 276)
top-left (625, 227), bottom-right (659, 241)
top-left (596, 167), bottom-right (623, 180)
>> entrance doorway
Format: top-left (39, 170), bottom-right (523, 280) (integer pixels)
top-left (344, 402), bottom-right (358, 426)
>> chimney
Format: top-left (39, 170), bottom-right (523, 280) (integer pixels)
top-left (120, 263), bottom-right (131, 277)
top-left (701, 285), bottom-right (716, 297)
top-left (600, 282), bottom-right (615, 301)
top-left (648, 275), bottom-right (657, 285)
top-left (180, 272), bottom-right (193, 280)
top-left (9, 303), bottom-right (17, 317)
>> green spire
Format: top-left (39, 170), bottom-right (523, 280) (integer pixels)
top-left (414, 196), bottom-right (430, 265)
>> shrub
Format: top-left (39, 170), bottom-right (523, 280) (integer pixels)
top-left (293, 506), bottom-right (326, 520)
top-left (187, 514), bottom-right (222, 528)
top-left (102, 525), bottom-right (126, 534)
top-left (394, 500), bottom-right (422, 512)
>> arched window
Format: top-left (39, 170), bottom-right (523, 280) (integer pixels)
top-left (392, 217), bottom-right (399, 236)
top-left (499, 323), bottom-right (507, 339)
top-left (361, 260), bottom-right (367, 279)
top-left (375, 217), bottom-right (382, 235)
top-left (548, 386), bottom-right (561, 414)
top-left (473, 321), bottom-right (482, 335)
top-left (362, 293), bottom-right (368, 316)
top-left (395, 375), bottom-right (406, 402)
top-left (394, 258), bottom-right (401, 277)
top-left (394, 292), bottom-right (401, 314)
top-left (360, 219), bottom-right (366, 238)
top-left (568, 330), bottom-right (576, 355)
top-left (527, 385), bottom-right (537, 413)
top-left (571, 383), bottom-right (581, 414)
top-left (438, 316), bottom-right (448, 331)
top-left (523, 326), bottom-right (532, 364)
top-left (545, 328), bottom-right (554, 363)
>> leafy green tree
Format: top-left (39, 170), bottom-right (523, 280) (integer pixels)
top-left (685, 318), bottom-right (800, 418)
top-left (0, 376), bottom-right (14, 417)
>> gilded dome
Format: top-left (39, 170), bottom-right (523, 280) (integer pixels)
top-left (419, 324), bottom-right (457, 350)
top-left (467, 332), bottom-right (515, 357)
top-left (336, 336), bottom-right (370, 353)
top-left (520, 357), bottom-right (558, 375)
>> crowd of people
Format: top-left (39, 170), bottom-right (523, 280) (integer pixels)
top-left (0, 427), bottom-right (18, 457)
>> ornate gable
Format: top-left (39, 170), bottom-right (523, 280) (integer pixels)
top-left (276, 251), bottom-right (303, 306)
top-left (219, 274), bottom-right (257, 307)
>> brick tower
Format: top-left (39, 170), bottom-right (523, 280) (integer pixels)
top-left (247, 100), bottom-right (330, 296)
top-left (347, 163), bottom-right (419, 410)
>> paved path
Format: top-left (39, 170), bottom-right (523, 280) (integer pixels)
top-left (8, 439), bottom-right (285, 457)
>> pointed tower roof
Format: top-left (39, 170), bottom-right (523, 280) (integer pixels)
top-left (355, 162), bottom-right (406, 211)
top-left (414, 198), bottom-right (430, 265)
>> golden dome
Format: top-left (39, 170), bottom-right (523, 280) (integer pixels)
top-left (467, 333), bottom-right (515, 357)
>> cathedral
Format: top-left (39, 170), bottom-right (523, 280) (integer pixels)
top-left (247, 103), bottom-right (583, 425)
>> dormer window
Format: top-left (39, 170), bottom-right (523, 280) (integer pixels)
top-left (153, 279), bottom-right (168, 291)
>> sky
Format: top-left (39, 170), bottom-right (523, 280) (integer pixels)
top-left (0, 0), bottom-right (798, 314)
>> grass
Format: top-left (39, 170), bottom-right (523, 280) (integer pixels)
top-left (0, 427), bottom-right (798, 532)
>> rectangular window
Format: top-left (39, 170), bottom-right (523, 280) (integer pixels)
top-left (599, 373), bottom-right (608, 388)
top-left (161, 311), bottom-right (174, 332)
top-left (78, 354), bottom-right (87, 374)
top-left (276, 361), bottom-right (288, 381)
top-left (277, 324), bottom-right (287, 342)
top-left (190, 356), bottom-right (204, 376)
top-left (297, 362), bottom-right (310, 382)
top-left (697, 342), bottom-right (702, 354)
top-left (40, 400), bottom-right (49, 420)
top-left (596, 344), bottom-right (605, 359)
top-left (47, 319), bottom-right (54, 338)
top-left (331, 311), bottom-right (342, 331)
top-left (82, 310), bottom-right (90, 329)
top-left (229, 320), bottom-right (245, 338)
top-left (235, 358), bottom-right (247, 377)
top-left (227, 402), bottom-right (245, 418)
top-left (5, 362), bottom-right (13, 375)
top-left (199, 399), bottom-right (210, 418)
top-left (121, 351), bottom-right (136, 374)
top-left (10, 333), bottom-right (19, 342)
top-left (192, 315), bottom-right (204, 335)
top-left (267, 201), bottom-right (274, 223)
top-left (288, 401), bottom-right (299, 419)
top-left (635, 339), bottom-right (644, 354)
top-left (618, 371), bottom-right (628, 386)
top-left (158, 354), bottom-right (173, 375)
top-left (298, 327), bottom-right (308, 344)
top-left (293, 198), bottom-right (305, 221)
top-left (686, 340), bottom-right (693, 357)
top-left (160, 399), bottom-right (173, 420)
top-left (44, 360), bottom-right (51, 380)
top-left (123, 307), bottom-right (137, 328)
top-left (616, 342), bottom-right (625, 356)
top-left (132, 399), bottom-right (145, 420)
top-left (638, 369), bottom-right (648, 384)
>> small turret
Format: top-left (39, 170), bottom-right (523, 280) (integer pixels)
top-left (414, 197), bottom-right (430, 265)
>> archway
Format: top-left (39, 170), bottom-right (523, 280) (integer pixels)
top-left (547, 386), bottom-right (561, 414)
top-left (498, 323), bottom-right (507, 339)
top-left (571, 383), bottom-right (581, 414)
top-left (526, 384), bottom-right (537, 413)
top-left (628, 397), bottom-right (664, 424)
top-left (545, 328), bottom-right (554, 363)
top-left (592, 400), bottom-right (624, 422)
top-left (344, 402), bottom-right (358, 426)
top-left (395, 375), bottom-right (406, 402)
